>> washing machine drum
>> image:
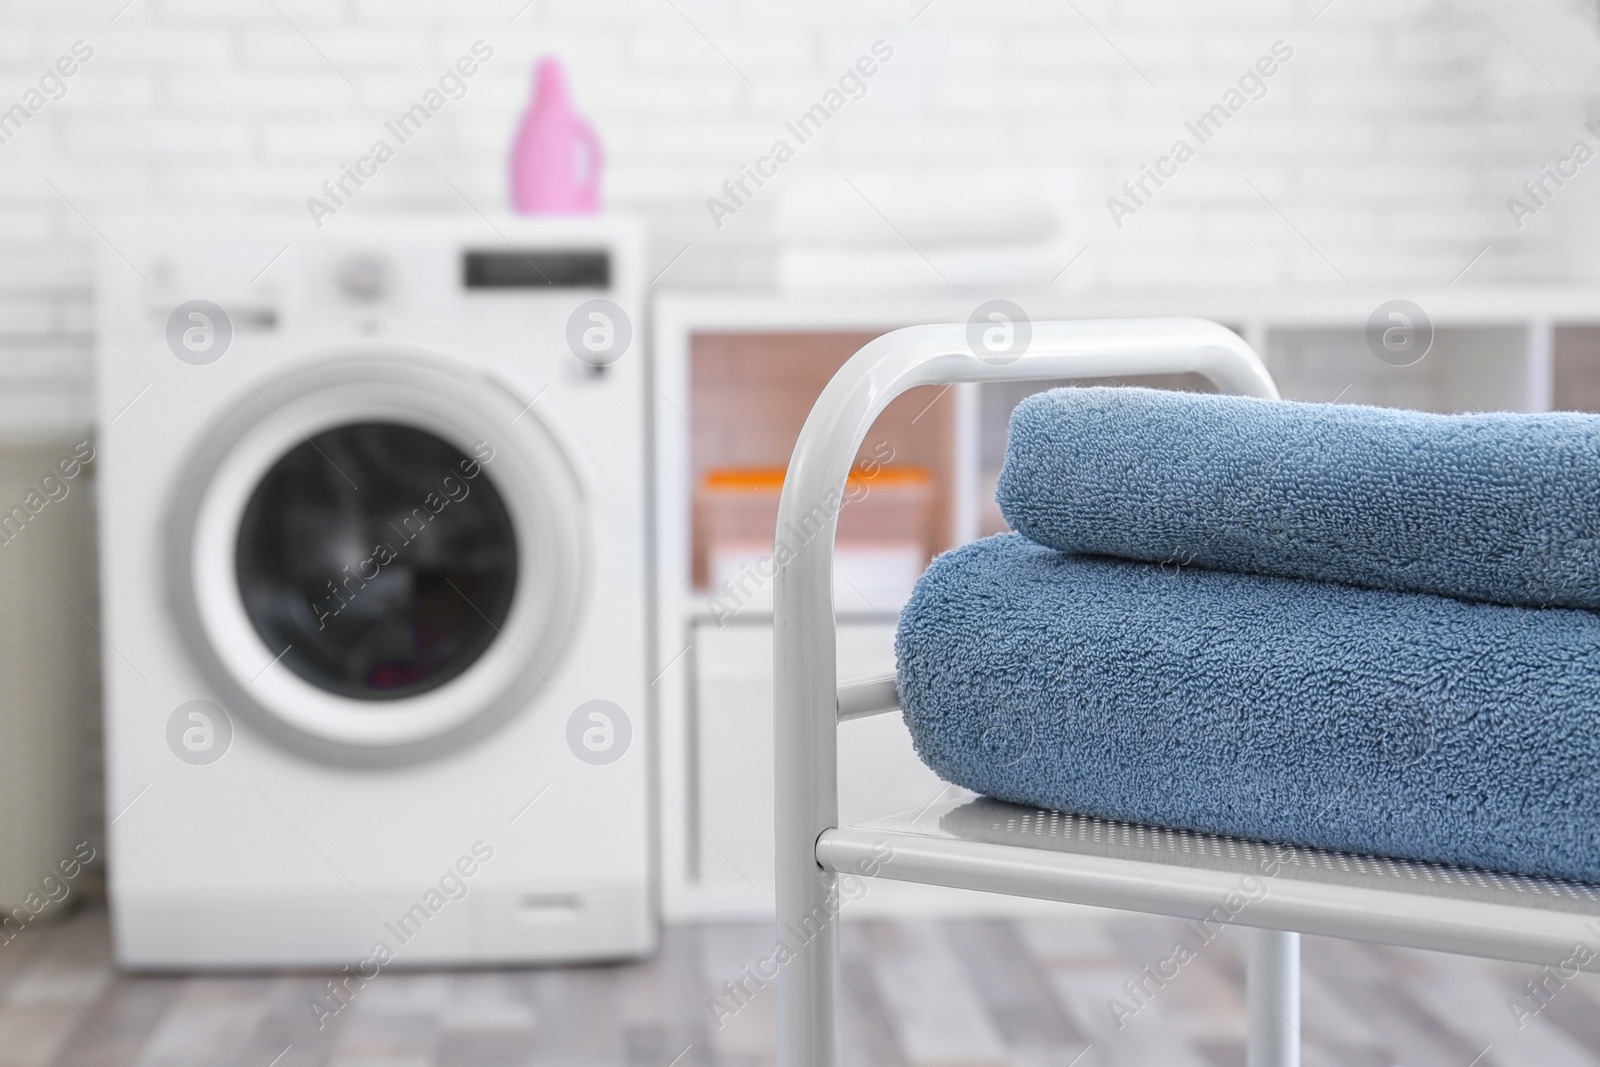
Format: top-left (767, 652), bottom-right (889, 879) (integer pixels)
top-left (236, 422), bottom-right (518, 701)
top-left (170, 353), bottom-right (588, 765)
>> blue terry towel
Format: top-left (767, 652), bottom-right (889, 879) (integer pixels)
top-left (997, 386), bottom-right (1600, 611)
top-left (894, 534), bottom-right (1600, 883)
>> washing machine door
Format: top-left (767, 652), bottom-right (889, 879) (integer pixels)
top-left (168, 351), bottom-right (588, 765)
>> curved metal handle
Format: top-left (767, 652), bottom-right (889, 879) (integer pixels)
top-left (772, 317), bottom-right (1278, 1067)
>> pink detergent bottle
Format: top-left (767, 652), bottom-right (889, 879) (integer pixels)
top-left (509, 57), bottom-right (603, 215)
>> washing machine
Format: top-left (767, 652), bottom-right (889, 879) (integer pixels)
top-left (95, 216), bottom-right (652, 968)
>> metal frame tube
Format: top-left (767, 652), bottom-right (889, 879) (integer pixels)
top-left (1248, 928), bottom-right (1302, 1067)
top-left (835, 674), bottom-right (899, 721)
top-left (773, 319), bottom-right (1279, 1067)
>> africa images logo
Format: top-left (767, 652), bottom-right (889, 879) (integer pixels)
top-left (1106, 40), bottom-right (1293, 228)
top-left (305, 41), bottom-right (494, 228)
top-left (705, 41), bottom-right (894, 229)
top-left (306, 841), bottom-right (495, 1029)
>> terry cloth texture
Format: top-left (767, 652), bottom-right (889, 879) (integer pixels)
top-left (894, 534), bottom-right (1600, 883)
top-left (997, 386), bottom-right (1600, 611)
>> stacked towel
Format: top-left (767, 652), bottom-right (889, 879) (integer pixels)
top-left (896, 535), bottom-right (1600, 882)
top-left (998, 387), bottom-right (1600, 610)
top-left (896, 387), bottom-right (1600, 882)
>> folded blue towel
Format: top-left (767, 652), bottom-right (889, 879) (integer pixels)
top-left (998, 387), bottom-right (1600, 611)
top-left (895, 534), bottom-right (1600, 883)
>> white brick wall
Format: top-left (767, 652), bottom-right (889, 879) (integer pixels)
top-left (0, 0), bottom-right (1595, 383)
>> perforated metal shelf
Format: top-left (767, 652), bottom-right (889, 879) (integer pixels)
top-left (817, 791), bottom-right (1600, 971)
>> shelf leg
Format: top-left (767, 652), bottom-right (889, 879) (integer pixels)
top-left (1246, 928), bottom-right (1301, 1067)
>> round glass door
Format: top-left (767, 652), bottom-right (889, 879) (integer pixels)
top-left (235, 422), bottom-right (518, 701)
top-left (170, 351), bottom-right (588, 764)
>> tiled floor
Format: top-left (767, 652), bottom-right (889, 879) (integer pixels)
top-left (4, 906), bottom-right (1600, 1067)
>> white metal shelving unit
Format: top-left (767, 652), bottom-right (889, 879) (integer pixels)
top-left (651, 287), bottom-right (1600, 921)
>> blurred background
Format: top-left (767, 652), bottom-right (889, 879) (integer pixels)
top-left (7, 1), bottom-right (1600, 1065)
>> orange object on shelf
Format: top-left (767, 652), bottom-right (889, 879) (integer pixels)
top-left (698, 465), bottom-right (933, 545)
top-left (701, 466), bottom-right (932, 492)
top-left (695, 464), bottom-right (935, 610)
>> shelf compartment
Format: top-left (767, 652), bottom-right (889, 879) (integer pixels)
top-left (688, 331), bottom-right (955, 595)
top-left (1553, 325), bottom-right (1600, 412)
top-left (1266, 326), bottom-right (1531, 412)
